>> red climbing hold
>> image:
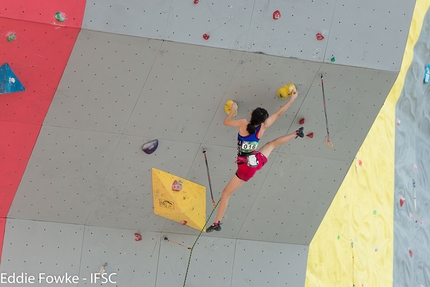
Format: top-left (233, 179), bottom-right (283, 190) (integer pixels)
top-left (194, 0), bottom-right (199, 3)
top-left (306, 132), bottom-right (314, 138)
top-left (316, 33), bottom-right (324, 40)
top-left (273, 10), bottom-right (281, 20)
top-left (172, 180), bottom-right (182, 191)
top-left (399, 197), bottom-right (405, 207)
top-left (408, 248), bottom-right (413, 258)
top-left (203, 34), bottom-right (210, 40)
top-left (134, 233), bottom-right (142, 241)
top-left (358, 159), bottom-right (363, 166)
top-left (299, 118), bottom-right (305, 125)
top-left (181, 220), bottom-right (188, 226)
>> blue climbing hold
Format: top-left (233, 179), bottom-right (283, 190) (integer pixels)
top-left (0, 63), bottom-right (25, 95)
top-left (424, 64), bottom-right (430, 84)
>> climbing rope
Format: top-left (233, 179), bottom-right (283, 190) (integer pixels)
top-left (321, 73), bottom-right (333, 148)
top-left (183, 198), bottom-right (221, 287)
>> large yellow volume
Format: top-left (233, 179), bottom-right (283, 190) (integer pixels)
top-left (152, 168), bottom-right (206, 231)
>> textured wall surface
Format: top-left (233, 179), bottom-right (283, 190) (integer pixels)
top-left (306, 1), bottom-right (430, 286)
top-left (0, 0), bottom-right (424, 286)
top-left (394, 7), bottom-right (430, 287)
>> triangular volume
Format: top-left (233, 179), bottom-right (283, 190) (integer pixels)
top-left (152, 168), bottom-right (206, 231)
top-left (0, 63), bottom-right (25, 95)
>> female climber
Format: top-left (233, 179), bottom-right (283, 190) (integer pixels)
top-left (206, 90), bottom-right (304, 232)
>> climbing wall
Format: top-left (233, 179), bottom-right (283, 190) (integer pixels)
top-left (0, 0), bottom-right (86, 260)
top-left (82, 0), bottom-right (414, 71)
top-left (0, 0), bottom-right (420, 286)
top-left (7, 31), bottom-right (397, 244)
top-left (305, 1), bottom-right (430, 286)
top-left (393, 7), bottom-right (430, 287)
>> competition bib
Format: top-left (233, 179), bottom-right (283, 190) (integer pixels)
top-left (239, 141), bottom-right (258, 153)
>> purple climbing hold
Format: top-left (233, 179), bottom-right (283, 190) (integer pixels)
top-left (142, 139), bottom-right (158, 154)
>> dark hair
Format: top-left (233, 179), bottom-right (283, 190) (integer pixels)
top-left (247, 107), bottom-right (269, 134)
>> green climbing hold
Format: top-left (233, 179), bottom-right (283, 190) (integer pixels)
top-left (54, 12), bottom-right (67, 22)
top-left (6, 32), bottom-right (16, 42)
top-left (337, 235), bottom-right (340, 240)
top-left (330, 56), bottom-right (336, 62)
top-left (373, 210), bottom-right (377, 215)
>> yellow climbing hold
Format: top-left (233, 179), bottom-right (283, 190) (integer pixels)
top-left (224, 100), bottom-right (237, 116)
top-left (277, 83), bottom-right (296, 99)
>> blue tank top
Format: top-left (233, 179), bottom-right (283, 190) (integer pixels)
top-left (237, 125), bottom-right (261, 156)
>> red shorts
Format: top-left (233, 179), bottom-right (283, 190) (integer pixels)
top-left (235, 151), bottom-right (268, 182)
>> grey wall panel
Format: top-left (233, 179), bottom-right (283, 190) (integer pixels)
top-left (0, 219), bottom-right (310, 287)
top-left (8, 126), bottom-right (121, 224)
top-left (81, 0), bottom-right (414, 71)
top-left (157, 233), bottom-right (236, 287)
top-left (166, 0), bottom-right (254, 51)
top-left (79, 227), bottom-right (160, 287)
top-left (232, 240), bottom-right (308, 287)
top-left (157, 234), bottom-right (307, 287)
top-left (44, 30), bottom-right (162, 133)
top-left (279, 63), bottom-right (397, 161)
top-left (237, 153), bottom-right (350, 244)
top-left (85, 135), bottom-right (201, 231)
top-left (246, 0), bottom-right (336, 62)
top-left (0, 219), bottom-right (83, 286)
top-left (82, 0), bottom-right (171, 39)
top-left (327, 0), bottom-right (414, 71)
top-left (124, 40), bottom-right (243, 143)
